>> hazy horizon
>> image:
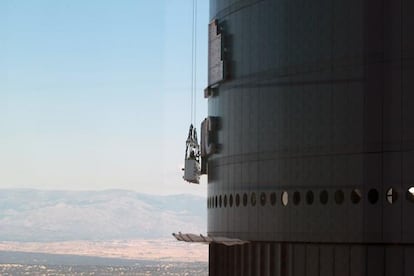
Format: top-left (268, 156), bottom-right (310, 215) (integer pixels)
top-left (0, 186), bottom-right (207, 197)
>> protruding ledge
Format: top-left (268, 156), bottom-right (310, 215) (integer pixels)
top-left (172, 232), bottom-right (248, 246)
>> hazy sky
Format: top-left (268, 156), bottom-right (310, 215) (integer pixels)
top-left (0, 0), bottom-right (209, 196)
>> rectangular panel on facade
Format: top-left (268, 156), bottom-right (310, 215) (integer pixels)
top-left (306, 245), bottom-right (319, 276)
top-left (208, 20), bottom-right (224, 87)
top-left (385, 246), bottom-right (404, 276)
top-left (335, 246), bottom-right (350, 276)
top-left (320, 246), bottom-right (334, 276)
top-left (367, 246), bottom-right (385, 276)
top-left (350, 245), bottom-right (365, 276)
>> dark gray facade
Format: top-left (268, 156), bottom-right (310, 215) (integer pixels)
top-left (205, 0), bottom-right (414, 275)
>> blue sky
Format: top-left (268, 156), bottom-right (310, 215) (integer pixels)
top-left (0, 0), bottom-right (208, 195)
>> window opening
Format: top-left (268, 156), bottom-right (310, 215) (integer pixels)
top-left (236, 194), bottom-right (240, 207)
top-left (293, 191), bottom-right (301, 205)
top-left (260, 192), bottom-right (266, 206)
top-left (251, 192), bottom-right (257, 206)
top-left (306, 191), bottom-right (314, 205)
top-left (334, 190), bottom-right (344, 205)
top-left (270, 192), bottom-right (277, 206)
top-left (386, 188), bottom-right (398, 204)
top-left (407, 187), bottom-right (414, 203)
top-left (368, 189), bottom-right (379, 204)
top-left (243, 193), bottom-right (248, 206)
top-left (320, 190), bottom-right (328, 205)
top-left (351, 189), bottom-right (362, 204)
top-left (281, 191), bottom-right (288, 206)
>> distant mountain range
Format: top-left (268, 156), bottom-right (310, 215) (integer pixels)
top-left (0, 189), bottom-right (206, 242)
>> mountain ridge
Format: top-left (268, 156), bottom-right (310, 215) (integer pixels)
top-left (0, 189), bottom-right (206, 242)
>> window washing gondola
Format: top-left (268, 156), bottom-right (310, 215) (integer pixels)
top-left (183, 124), bottom-right (201, 184)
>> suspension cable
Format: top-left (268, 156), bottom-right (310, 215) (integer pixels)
top-left (193, 0), bottom-right (197, 126)
top-left (190, 0), bottom-right (194, 124)
top-left (190, 0), bottom-right (197, 126)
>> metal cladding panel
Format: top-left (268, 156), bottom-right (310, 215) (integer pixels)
top-left (350, 246), bottom-right (365, 276)
top-left (206, 0), bottom-right (414, 245)
top-left (402, 0), bottom-right (414, 59)
top-left (292, 244), bottom-right (305, 276)
top-left (334, 246), bottom-right (350, 276)
top-left (385, 246), bottom-right (404, 276)
top-left (320, 246), bottom-right (334, 276)
top-left (402, 65), bottom-right (414, 150)
top-left (306, 245), bottom-right (319, 276)
top-left (405, 247), bottom-right (414, 276)
top-left (208, 243), bottom-right (414, 276)
top-left (366, 246), bottom-right (385, 276)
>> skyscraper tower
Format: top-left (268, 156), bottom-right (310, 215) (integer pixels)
top-left (202, 0), bottom-right (414, 275)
